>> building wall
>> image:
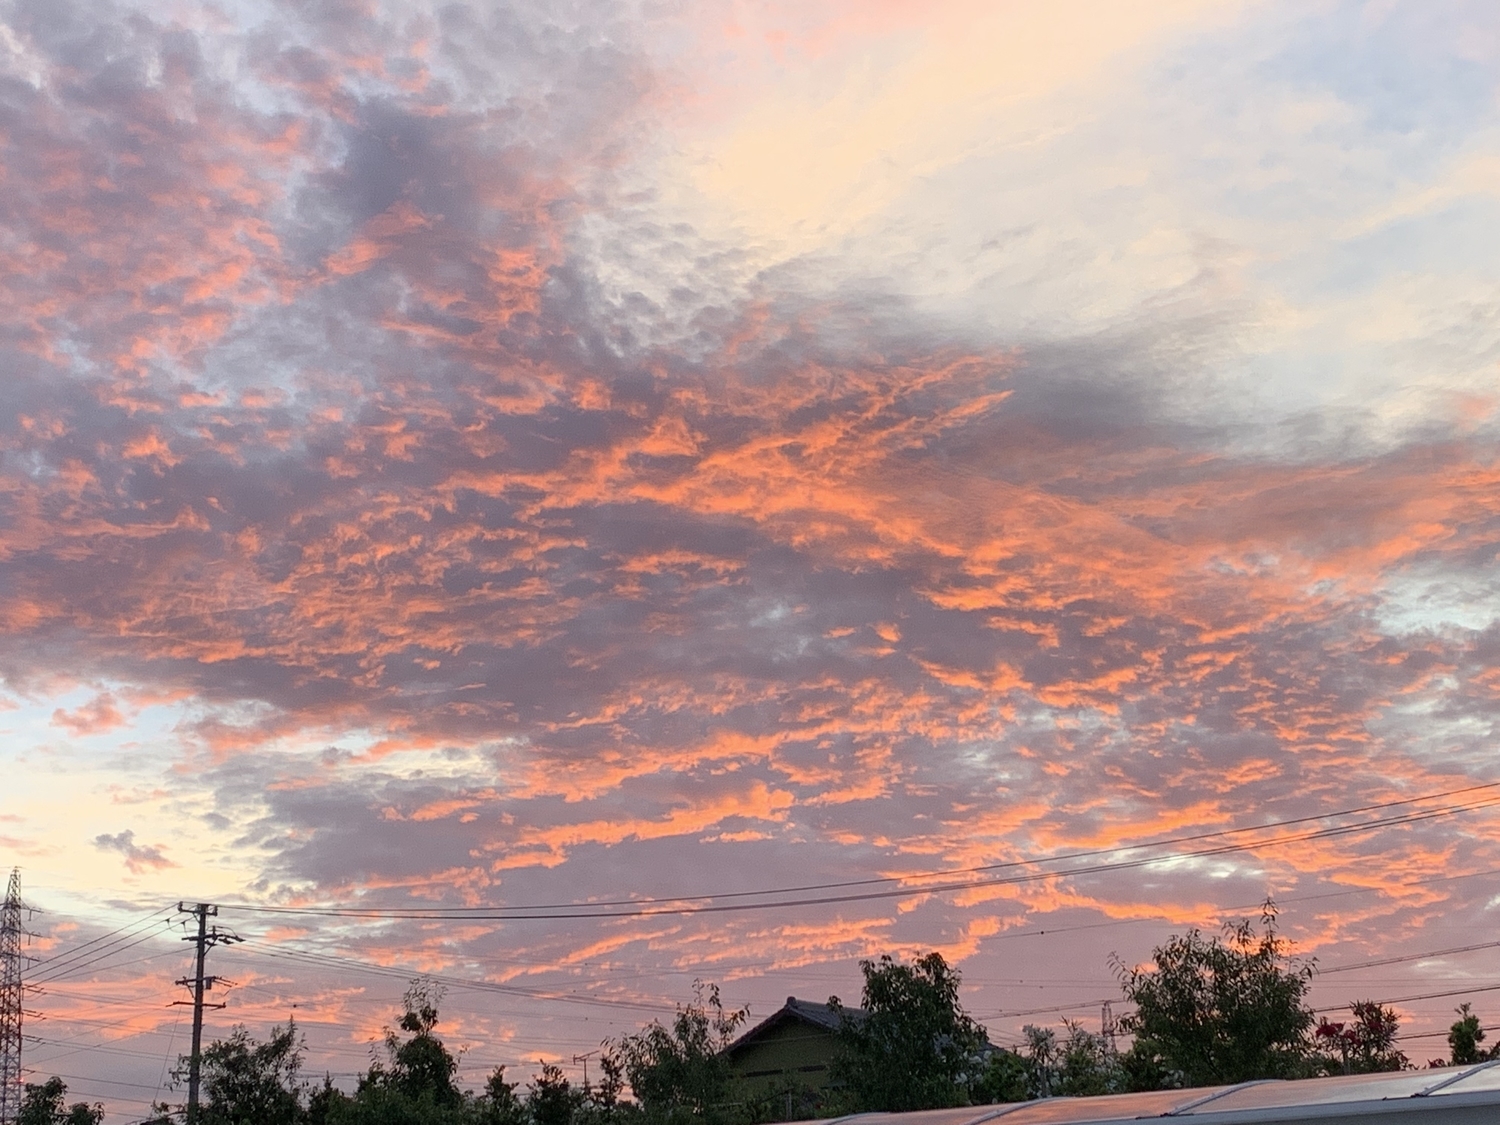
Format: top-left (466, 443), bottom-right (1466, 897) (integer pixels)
top-left (730, 1021), bottom-right (842, 1096)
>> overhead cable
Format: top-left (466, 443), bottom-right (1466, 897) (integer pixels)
top-left (223, 792), bottom-right (1500, 922)
top-left (226, 781), bottom-right (1500, 917)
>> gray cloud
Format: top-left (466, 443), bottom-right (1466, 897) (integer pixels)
top-left (92, 829), bottom-right (175, 873)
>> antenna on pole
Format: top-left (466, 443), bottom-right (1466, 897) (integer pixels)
top-left (0, 869), bottom-right (36, 1125)
top-left (172, 903), bottom-right (241, 1123)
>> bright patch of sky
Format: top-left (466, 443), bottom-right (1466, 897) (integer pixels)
top-left (599, 0), bottom-right (1500, 445)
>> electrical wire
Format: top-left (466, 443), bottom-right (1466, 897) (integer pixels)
top-left (27, 1034), bottom-right (184, 1064)
top-left (34, 947), bottom-right (182, 991)
top-left (1398, 1024), bottom-right (1500, 1043)
top-left (32, 915), bottom-right (176, 985)
top-left (977, 931), bottom-right (1500, 1024)
top-left (156, 1009), bottom-right (183, 1114)
top-left (1316, 981), bottom-right (1500, 1013)
top-left (30, 908), bottom-right (172, 975)
top-left (37, 1069), bottom-right (171, 1093)
top-left (1319, 939), bottom-right (1500, 976)
top-left (221, 781), bottom-right (1500, 918)
top-left (222, 793), bottom-right (1500, 922)
top-left (235, 903), bottom-right (1500, 1042)
top-left (234, 940), bottom-right (678, 1015)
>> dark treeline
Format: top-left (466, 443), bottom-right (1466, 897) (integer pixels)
top-left (21, 905), bottom-right (1500, 1124)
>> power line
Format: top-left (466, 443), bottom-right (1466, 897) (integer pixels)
top-left (222, 781), bottom-right (1500, 919)
top-left (33, 947), bottom-right (182, 988)
top-left (32, 925), bottom-right (175, 986)
top-left (29, 870), bottom-right (1500, 1029)
top-left (235, 941), bottom-right (677, 1015)
top-left (29, 908), bottom-right (170, 982)
top-left (222, 793), bottom-right (1500, 922)
top-left (659, 862), bottom-right (1500, 968)
top-left (1317, 981), bottom-right (1500, 1013)
top-left (32, 930), bottom-right (171, 985)
top-left (982, 999), bottom-right (1119, 1020)
top-left (1398, 1024), bottom-right (1500, 1044)
top-left (30, 985), bottom-right (179, 1011)
top-left (1320, 939), bottom-right (1500, 976)
top-left (23, 802), bottom-right (1489, 1072)
top-left (155, 1009), bottom-right (183, 1119)
top-left (223, 897), bottom-right (1500, 1042)
top-left (978, 933), bottom-right (1500, 1025)
top-left (35, 1069), bottom-right (171, 1093)
top-left (26, 789), bottom-right (1475, 1031)
top-left (987, 978), bottom-right (1500, 1029)
top-left (25, 1035), bottom-right (181, 1064)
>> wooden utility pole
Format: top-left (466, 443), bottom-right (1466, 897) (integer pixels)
top-left (173, 903), bottom-right (241, 1122)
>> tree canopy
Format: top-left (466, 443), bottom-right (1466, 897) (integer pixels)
top-left (611, 980), bottom-right (746, 1125)
top-left (142, 983), bottom-right (593, 1125)
top-left (359, 981), bottom-right (465, 1112)
top-left (17, 1077), bottom-right (103, 1125)
top-left (195, 1020), bottom-right (306, 1125)
top-left (1445, 1003), bottom-right (1499, 1067)
top-left (1117, 904), bottom-right (1316, 1087)
top-left (829, 951), bottom-right (990, 1112)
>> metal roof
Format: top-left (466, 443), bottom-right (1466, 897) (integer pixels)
top-left (802, 1061), bottom-right (1500, 1125)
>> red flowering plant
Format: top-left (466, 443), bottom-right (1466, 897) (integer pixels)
top-left (1315, 1002), bottom-right (1407, 1074)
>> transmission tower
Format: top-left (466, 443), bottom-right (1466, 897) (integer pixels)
top-left (173, 902), bottom-right (241, 1124)
top-left (0, 869), bottom-right (36, 1125)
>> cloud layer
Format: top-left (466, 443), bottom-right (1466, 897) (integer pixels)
top-left (4, 0), bottom-right (1500, 1114)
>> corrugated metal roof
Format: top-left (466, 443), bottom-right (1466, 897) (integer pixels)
top-left (799, 1061), bottom-right (1500, 1125)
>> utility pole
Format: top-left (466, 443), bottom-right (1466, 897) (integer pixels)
top-left (1101, 1000), bottom-right (1117, 1052)
top-left (572, 1050), bottom-right (597, 1088)
top-left (173, 903), bottom-right (241, 1123)
top-left (0, 869), bottom-right (35, 1125)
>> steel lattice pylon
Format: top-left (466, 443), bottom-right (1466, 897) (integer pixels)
top-left (0, 868), bottom-right (29, 1125)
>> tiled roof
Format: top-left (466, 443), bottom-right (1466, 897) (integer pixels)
top-left (783, 997), bottom-right (862, 1031)
top-left (724, 996), bottom-right (865, 1056)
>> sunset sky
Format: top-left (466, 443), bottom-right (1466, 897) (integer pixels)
top-left (4, 0), bottom-right (1500, 1118)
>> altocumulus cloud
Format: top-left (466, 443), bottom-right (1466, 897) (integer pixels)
top-left (1, 0), bottom-right (1500, 1090)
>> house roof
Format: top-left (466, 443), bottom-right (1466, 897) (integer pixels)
top-left (724, 996), bottom-right (865, 1057)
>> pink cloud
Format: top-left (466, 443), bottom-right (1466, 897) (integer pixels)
top-left (3, 5), bottom-right (1500, 1113)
